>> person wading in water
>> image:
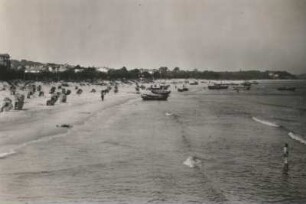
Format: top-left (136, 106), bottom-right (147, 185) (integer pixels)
top-left (283, 143), bottom-right (289, 174)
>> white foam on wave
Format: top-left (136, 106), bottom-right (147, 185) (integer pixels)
top-left (165, 112), bottom-right (173, 116)
top-left (252, 117), bottom-right (280, 127)
top-left (0, 132), bottom-right (67, 160)
top-left (0, 150), bottom-right (16, 159)
top-left (20, 132), bottom-right (67, 148)
top-left (183, 156), bottom-right (202, 168)
top-left (288, 132), bottom-right (306, 145)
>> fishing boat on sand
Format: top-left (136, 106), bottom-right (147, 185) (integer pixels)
top-left (151, 89), bottom-right (171, 95)
top-left (141, 84), bottom-right (171, 100)
top-left (141, 93), bottom-right (169, 100)
top-left (178, 85), bottom-right (189, 92)
top-left (147, 84), bottom-right (170, 91)
top-left (178, 87), bottom-right (188, 92)
top-left (189, 81), bottom-right (199, 85)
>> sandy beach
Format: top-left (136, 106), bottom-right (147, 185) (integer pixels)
top-left (0, 81), bottom-right (138, 158)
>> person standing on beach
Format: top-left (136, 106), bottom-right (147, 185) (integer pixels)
top-left (101, 91), bottom-right (104, 101)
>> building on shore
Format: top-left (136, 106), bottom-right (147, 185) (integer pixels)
top-left (47, 63), bottom-right (71, 73)
top-left (0, 54), bottom-right (11, 69)
top-left (24, 64), bottom-right (45, 73)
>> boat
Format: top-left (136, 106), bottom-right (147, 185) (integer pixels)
top-left (207, 84), bottom-right (229, 90)
top-left (151, 89), bottom-right (171, 96)
top-left (241, 81), bottom-right (252, 88)
top-left (178, 86), bottom-right (189, 92)
top-left (141, 93), bottom-right (169, 100)
top-left (189, 81), bottom-right (199, 85)
top-left (147, 84), bottom-right (170, 91)
top-left (233, 85), bottom-right (251, 91)
top-left (277, 87), bottom-right (296, 91)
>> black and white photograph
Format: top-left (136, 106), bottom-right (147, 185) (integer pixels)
top-left (0, 0), bottom-right (306, 203)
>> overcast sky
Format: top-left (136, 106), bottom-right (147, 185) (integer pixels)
top-left (0, 0), bottom-right (305, 73)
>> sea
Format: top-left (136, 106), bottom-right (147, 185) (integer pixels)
top-left (0, 80), bottom-right (305, 204)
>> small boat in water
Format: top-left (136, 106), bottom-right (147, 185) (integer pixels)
top-left (141, 93), bottom-right (169, 100)
top-left (233, 85), bottom-right (251, 91)
top-left (207, 84), bottom-right (229, 90)
top-left (241, 81), bottom-right (252, 87)
top-left (277, 87), bottom-right (296, 91)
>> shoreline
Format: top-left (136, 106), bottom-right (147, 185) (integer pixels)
top-left (0, 81), bottom-right (138, 159)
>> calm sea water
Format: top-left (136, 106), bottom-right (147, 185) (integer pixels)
top-left (0, 80), bottom-right (305, 204)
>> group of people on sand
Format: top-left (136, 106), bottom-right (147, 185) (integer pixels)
top-left (0, 95), bottom-right (25, 112)
top-left (1, 85), bottom-right (25, 112)
top-left (1, 81), bottom-right (121, 112)
top-left (46, 85), bottom-right (71, 106)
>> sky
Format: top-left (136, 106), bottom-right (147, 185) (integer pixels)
top-left (0, 0), bottom-right (305, 73)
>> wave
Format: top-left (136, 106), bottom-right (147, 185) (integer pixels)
top-left (288, 132), bottom-right (306, 145)
top-left (252, 116), bottom-right (306, 145)
top-left (252, 117), bottom-right (280, 127)
top-left (0, 150), bottom-right (16, 159)
top-left (0, 132), bottom-right (67, 160)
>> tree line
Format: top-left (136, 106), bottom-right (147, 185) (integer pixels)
top-left (0, 65), bottom-right (296, 81)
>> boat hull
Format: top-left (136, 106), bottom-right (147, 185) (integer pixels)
top-left (141, 93), bottom-right (169, 101)
top-left (178, 88), bottom-right (188, 92)
top-left (277, 87), bottom-right (296, 91)
top-left (151, 90), bottom-right (171, 95)
top-left (208, 85), bottom-right (228, 90)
